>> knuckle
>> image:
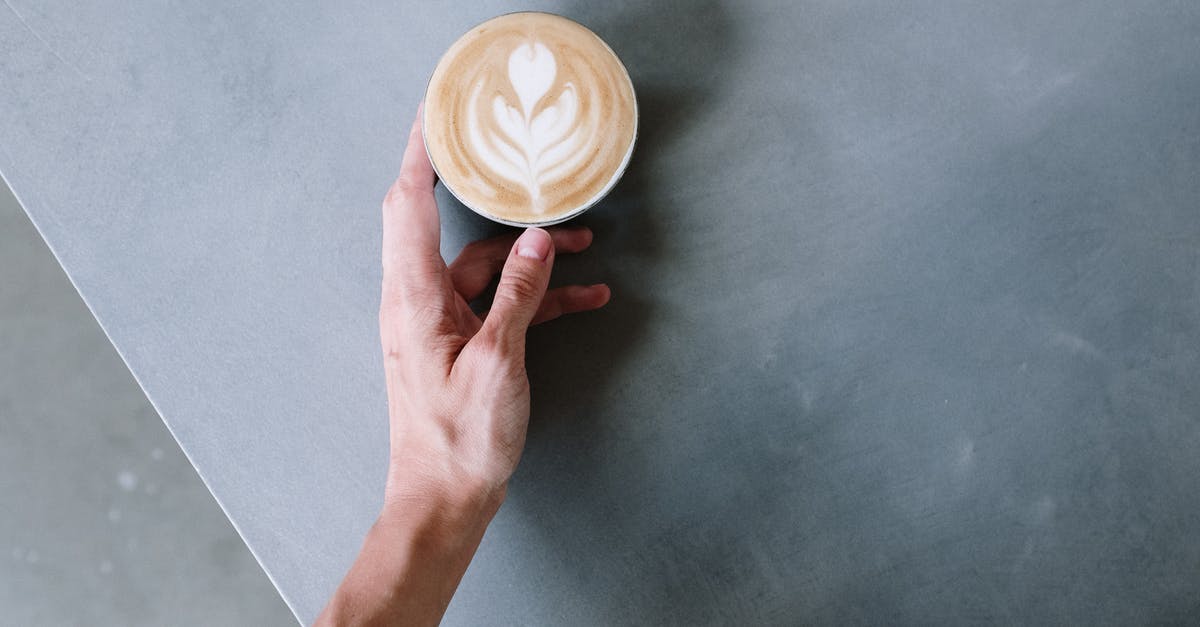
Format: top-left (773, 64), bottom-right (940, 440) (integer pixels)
top-left (392, 176), bottom-right (423, 196)
top-left (383, 179), bottom-right (423, 210)
top-left (470, 328), bottom-right (505, 359)
top-left (499, 270), bottom-right (542, 303)
top-left (382, 186), bottom-right (405, 210)
top-left (473, 329), bottom-right (525, 371)
top-left (472, 330), bottom-right (523, 370)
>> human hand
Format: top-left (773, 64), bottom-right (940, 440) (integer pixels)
top-left (379, 108), bottom-right (610, 509)
top-left (317, 108), bottom-right (609, 626)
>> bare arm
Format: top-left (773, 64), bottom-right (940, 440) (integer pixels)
top-left (316, 481), bottom-right (499, 626)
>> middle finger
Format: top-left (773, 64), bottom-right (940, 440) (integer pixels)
top-left (448, 226), bottom-right (594, 301)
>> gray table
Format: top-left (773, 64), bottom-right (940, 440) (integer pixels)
top-left (4, 1), bottom-right (1199, 624)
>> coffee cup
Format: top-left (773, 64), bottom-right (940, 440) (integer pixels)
top-left (423, 12), bottom-right (638, 227)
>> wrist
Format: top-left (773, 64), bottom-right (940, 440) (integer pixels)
top-left (379, 464), bottom-right (506, 550)
top-left (317, 474), bottom-right (504, 626)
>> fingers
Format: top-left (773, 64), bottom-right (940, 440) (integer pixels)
top-left (449, 226), bottom-right (593, 301)
top-left (479, 228), bottom-right (555, 350)
top-left (530, 284), bottom-right (611, 325)
top-left (382, 104), bottom-right (442, 298)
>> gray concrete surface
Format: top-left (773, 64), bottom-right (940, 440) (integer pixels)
top-left (0, 182), bottom-right (292, 625)
top-left (3, 1), bottom-right (1200, 625)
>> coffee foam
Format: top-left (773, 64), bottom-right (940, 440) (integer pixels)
top-left (424, 13), bottom-right (637, 224)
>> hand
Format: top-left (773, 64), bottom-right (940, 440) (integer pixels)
top-left (316, 108), bottom-right (609, 626)
top-left (380, 106), bottom-right (610, 506)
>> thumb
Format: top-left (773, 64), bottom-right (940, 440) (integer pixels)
top-left (483, 228), bottom-right (555, 347)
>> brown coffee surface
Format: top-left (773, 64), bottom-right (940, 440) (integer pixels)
top-left (424, 12), bottom-right (637, 224)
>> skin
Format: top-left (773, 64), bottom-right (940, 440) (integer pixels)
top-left (314, 108), bottom-right (610, 626)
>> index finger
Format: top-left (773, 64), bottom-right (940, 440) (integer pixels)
top-left (382, 104), bottom-right (442, 288)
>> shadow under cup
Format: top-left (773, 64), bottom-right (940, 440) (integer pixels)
top-left (420, 12), bottom-right (633, 228)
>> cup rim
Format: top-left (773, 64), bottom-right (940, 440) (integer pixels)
top-left (421, 11), bottom-right (639, 228)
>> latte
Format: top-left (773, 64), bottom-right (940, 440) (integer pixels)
top-left (423, 12), bottom-right (638, 225)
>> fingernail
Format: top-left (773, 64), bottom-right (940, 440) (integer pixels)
top-left (516, 228), bottom-right (552, 261)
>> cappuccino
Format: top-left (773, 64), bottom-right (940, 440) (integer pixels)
top-left (423, 12), bottom-right (637, 225)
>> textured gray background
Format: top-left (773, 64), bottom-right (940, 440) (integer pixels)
top-left (3, 1), bottom-right (1199, 625)
top-left (0, 182), bottom-right (292, 624)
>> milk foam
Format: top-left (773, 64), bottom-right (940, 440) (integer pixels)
top-left (466, 42), bottom-right (591, 215)
top-left (424, 12), bottom-right (637, 224)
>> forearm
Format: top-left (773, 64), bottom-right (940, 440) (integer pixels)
top-left (316, 482), bottom-right (504, 626)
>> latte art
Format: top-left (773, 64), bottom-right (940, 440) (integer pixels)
top-left (468, 42), bottom-right (593, 213)
top-left (424, 13), bottom-right (637, 225)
